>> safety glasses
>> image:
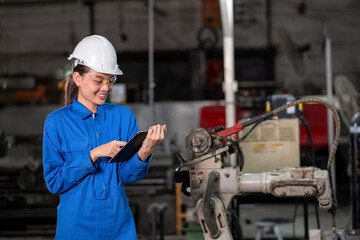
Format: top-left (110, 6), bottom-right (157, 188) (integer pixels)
top-left (84, 73), bottom-right (117, 87)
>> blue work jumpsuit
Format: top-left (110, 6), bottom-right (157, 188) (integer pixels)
top-left (42, 98), bottom-right (150, 239)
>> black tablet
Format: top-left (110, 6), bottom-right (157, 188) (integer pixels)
top-left (108, 131), bottom-right (148, 163)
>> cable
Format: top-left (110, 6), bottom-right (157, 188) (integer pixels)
top-left (204, 171), bottom-right (220, 239)
top-left (298, 113), bottom-right (321, 229)
top-left (228, 208), bottom-right (243, 240)
top-left (238, 119), bottom-right (264, 143)
top-left (270, 97), bottom-right (341, 170)
top-left (227, 138), bottom-right (245, 170)
top-left (314, 198), bottom-right (321, 229)
top-left (298, 114), bottom-right (316, 167)
top-left (235, 142), bottom-right (244, 171)
top-left (292, 199), bottom-right (298, 239)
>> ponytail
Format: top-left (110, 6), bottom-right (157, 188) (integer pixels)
top-left (63, 64), bottom-right (90, 106)
top-left (63, 74), bottom-right (77, 106)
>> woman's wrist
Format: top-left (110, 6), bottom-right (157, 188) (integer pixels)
top-left (90, 149), bottom-right (98, 163)
top-left (138, 146), bottom-right (153, 162)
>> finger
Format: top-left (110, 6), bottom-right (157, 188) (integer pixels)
top-left (151, 125), bottom-right (159, 139)
top-left (159, 124), bottom-right (165, 139)
top-left (155, 124), bottom-right (161, 136)
top-left (160, 128), bottom-right (165, 140)
top-left (115, 144), bottom-right (122, 151)
top-left (160, 124), bottom-right (166, 134)
top-left (112, 140), bottom-right (127, 147)
top-left (111, 144), bottom-right (120, 154)
top-left (110, 149), bottom-right (119, 158)
top-left (148, 126), bottom-right (155, 136)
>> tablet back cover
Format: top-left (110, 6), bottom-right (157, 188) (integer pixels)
top-left (109, 131), bottom-right (148, 163)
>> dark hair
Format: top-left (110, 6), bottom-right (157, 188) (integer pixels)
top-left (63, 64), bottom-right (90, 106)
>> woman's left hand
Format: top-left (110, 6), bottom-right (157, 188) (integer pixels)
top-left (138, 124), bottom-right (167, 161)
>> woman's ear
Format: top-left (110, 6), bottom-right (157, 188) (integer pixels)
top-left (72, 72), bottom-right (81, 87)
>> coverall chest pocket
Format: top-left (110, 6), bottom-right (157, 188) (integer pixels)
top-left (62, 139), bottom-right (90, 162)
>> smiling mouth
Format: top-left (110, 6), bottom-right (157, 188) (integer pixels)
top-left (97, 93), bottom-right (108, 99)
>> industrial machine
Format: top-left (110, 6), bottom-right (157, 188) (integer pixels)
top-left (175, 97), bottom-right (340, 240)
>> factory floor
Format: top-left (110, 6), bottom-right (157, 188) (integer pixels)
top-left (232, 201), bottom-right (350, 240)
top-left (169, 201), bottom-right (351, 240)
top-left (0, 202), bottom-right (351, 240)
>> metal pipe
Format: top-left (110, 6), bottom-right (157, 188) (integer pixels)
top-left (350, 119), bottom-right (360, 229)
top-left (219, 0), bottom-right (237, 167)
top-left (325, 35), bottom-right (336, 195)
top-left (219, 0), bottom-right (237, 129)
top-left (239, 173), bottom-right (269, 193)
top-left (148, 0), bottom-right (155, 124)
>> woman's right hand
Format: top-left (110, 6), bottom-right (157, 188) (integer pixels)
top-left (90, 140), bottom-right (127, 163)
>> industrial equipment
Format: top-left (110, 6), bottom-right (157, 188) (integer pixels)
top-left (350, 93), bottom-right (360, 230)
top-left (175, 97), bottom-right (340, 240)
top-left (239, 118), bottom-right (300, 173)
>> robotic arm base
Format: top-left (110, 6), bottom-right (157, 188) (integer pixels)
top-left (197, 196), bottom-right (233, 240)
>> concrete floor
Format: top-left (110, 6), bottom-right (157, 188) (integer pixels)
top-left (162, 201), bottom-right (351, 240)
top-left (237, 202), bottom-right (351, 239)
top-left (0, 202), bottom-right (352, 240)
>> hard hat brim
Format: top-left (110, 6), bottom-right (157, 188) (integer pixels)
top-left (68, 55), bottom-right (123, 75)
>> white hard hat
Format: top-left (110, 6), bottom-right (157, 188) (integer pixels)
top-left (68, 35), bottom-right (123, 75)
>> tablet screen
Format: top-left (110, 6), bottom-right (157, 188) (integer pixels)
top-left (108, 131), bottom-right (148, 163)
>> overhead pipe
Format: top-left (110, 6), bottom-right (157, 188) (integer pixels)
top-left (148, 0), bottom-right (155, 124)
top-left (219, 0), bottom-right (237, 166)
top-left (219, 0), bottom-right (237, 130)
top-left (324, 23), bottom-right (336, 195)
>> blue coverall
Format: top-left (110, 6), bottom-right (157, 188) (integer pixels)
top-left (42, 98), bottom-right (150, 239)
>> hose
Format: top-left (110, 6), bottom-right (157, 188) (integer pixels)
top-left (204, 171), bottom-right (220, 239)
top-left (272, 97), bottom-right (340, 238)
top-left (271, 97), bottom-right (341, 170)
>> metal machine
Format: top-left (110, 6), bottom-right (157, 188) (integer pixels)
top-left (175, 97), bottom-right (340, 240)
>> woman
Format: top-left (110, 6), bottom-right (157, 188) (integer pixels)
top-left (42, 35), bottom-right (166, 239)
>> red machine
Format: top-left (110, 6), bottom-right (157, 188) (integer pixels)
top-left (200, 102), bottom-right (331, 149)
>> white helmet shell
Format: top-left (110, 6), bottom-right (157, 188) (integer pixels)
top-left (68, 35), bottom-right (123, 75)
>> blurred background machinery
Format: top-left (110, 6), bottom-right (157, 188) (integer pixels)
top-left (0, 0), bottom-right (359, 239)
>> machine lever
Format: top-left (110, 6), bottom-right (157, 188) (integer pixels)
top-left (215, 111), bottom-right (274, 138)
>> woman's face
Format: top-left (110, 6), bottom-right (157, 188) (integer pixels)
top-left (73, 68), bottom-right (115, 113)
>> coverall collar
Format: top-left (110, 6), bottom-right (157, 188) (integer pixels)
top-left (72, 96), bottom-right (106, 121)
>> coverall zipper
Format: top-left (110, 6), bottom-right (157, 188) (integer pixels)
top-left (92, 113), bottom-right (107, 239)
top-left (92, 113), bottom-right (106, 191)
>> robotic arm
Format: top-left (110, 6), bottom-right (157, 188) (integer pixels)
top-left (174, 97), bottom-right (340, 240)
